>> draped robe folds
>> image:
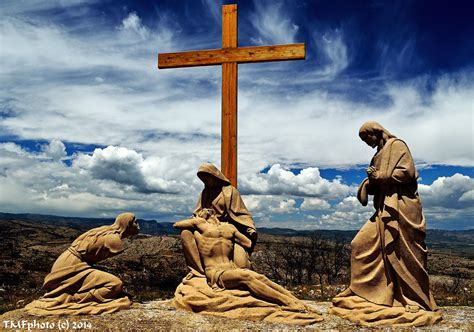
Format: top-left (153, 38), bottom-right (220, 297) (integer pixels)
top-left (194, 185), bottom-right (256, 250)
top-left (174, 165), bottom-right (321, 325)
top-left (192, 163), bottom-right (257, 269)
top-left (329, 138), bottom-right (442, 326)
top-left (25, 230), bottom-right (131, 315)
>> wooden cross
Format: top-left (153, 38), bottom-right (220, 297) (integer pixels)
top-left (158, 4), bottom-right (305, 187)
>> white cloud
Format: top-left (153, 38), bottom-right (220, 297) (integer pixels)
top-left (76, 146), bottom-right (147, 190)
top-left (0, 0), bottom-right (97, 15)
top-left (120, 12), bottom-right (150, 40)
top-left (0, 1), bottom-right (472, 230)
top-left (459, 190), bottom-right (474, 202)
top-left (1, 5), bottom-right (472, 171)
top-left (243, 195), bottom-right (297, 215)
top-left (300, 197), bottom-right (331, 211)
top-left (74, 146), bottom-right (197, 194)
top-left (320, 196), bottom-right (373, 230)
top-left (0, 142), bottom-right (199, 218)
top-left (250, 1), bottom-right (299, 45)
top-left (419, 173), bottom-right (474, 209)
top-left (42, 139), bottom-right (67, 161)
top-left (0, 140), bottom-right (472, 229)
top-left (309, 28), bottom-right (349, 78)
top-left (237, 72), bottom-right (474, 168)
top-left (319, 174), bottom-right (474, 230)
top-left (240, 164), bottom-right (352, 198)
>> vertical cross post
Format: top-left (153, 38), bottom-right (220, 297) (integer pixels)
top-left (157, 4), bottom-right (305, 188)
top-left (221, 4), bottom-right (238, 186)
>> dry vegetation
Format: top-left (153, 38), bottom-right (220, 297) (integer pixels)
top-left (0, 219), bottom-right (472, 314)
top-left (252, 234), bottom-right (350, 301)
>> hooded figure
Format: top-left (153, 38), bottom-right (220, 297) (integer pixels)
top-left (25, 213), bottom-right (139, 316)
top-left (329, 122), bottom-right (441, 326)
top-left (195, 163), bottom-right (256, 242)
top-left (180, 163), bottom-right (257, 276)
top-left (173, 165), bottom-right (322, 326)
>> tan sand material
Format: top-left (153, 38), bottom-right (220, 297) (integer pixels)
top-left (329, 121), bottom-right (442, 327)
top-left (25, 213), bottom-right (139, 316)
top-left (173, 164), bottom-right (322, 325)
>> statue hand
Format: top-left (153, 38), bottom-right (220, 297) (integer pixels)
top-left (367, 166), bottom-right (381, 181)
top-left (247, 228), bottom-right (258, 242)
top-left (357, 178), bottom-right (369, 206)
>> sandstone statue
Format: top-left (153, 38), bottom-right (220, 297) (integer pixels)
top-left (329, 121), bottom-right (442, 326)
top-left (25, 212), bottom-right (139, 316)
top-left (182, 163), bottom-right (257, 274)
top-left (173, 164), bottom-right (322, 325)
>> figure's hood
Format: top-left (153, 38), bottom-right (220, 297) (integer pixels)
top-left (197, 163), bottom-right (231, 185)
top-left (114, 212), bottom-right (136, 235)
top-left (359, 121), bottom-right (395, 139)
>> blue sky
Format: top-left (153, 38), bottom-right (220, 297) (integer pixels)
top-left (0, 0), bottom-right (473, 230)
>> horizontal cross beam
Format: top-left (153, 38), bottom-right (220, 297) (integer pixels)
top-left (158, 44), bottom-right (305, 69)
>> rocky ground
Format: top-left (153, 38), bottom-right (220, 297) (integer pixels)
top-left (1, 300), bottom-right (472, 331)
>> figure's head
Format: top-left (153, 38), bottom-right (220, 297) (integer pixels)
top-left (197, 208), bottom-right (219, 224)
top-left (197, 163), bottom-right (231, 188)
top-left (114, 212), bottom-right (140, 238)
top-left (198, 172), bottom-right (220, 187)
top-left (359, 121), bottom-right (395, 149)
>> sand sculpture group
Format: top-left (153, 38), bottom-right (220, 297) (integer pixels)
top-left (24, 121), bottom-right (442, 327)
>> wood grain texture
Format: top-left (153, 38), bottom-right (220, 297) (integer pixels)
top-left (158, 44), bottom-right (305, 69)
top-left (222, 4), bottom-right (237, 48)
top-left (157, 4), bottom-right (306, 188)
top-left (221, 4), bottom-right (238, 186)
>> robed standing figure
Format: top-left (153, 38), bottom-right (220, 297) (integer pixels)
top-left (329, 121), bottom-right (442, 327)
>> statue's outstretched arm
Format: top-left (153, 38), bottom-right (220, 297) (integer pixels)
top-left (234, 228), bottom-right (252, 249)
top-left (180, 229), bottom-right (205, 275)
top-left (174, 217), bottom-right (205, 274)
top-left (174, 218), bottom-right (197, 229)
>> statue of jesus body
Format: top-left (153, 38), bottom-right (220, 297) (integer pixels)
top-left (174, 212), bottom-right (307, 311)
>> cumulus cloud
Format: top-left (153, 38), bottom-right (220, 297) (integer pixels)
top-left (300, 197), bottom-right (331, 211)
top-left (0, 141), bottom-right (198, 218)
top-left (0, 1), bottom-right (472, 230)
top-left (1, 140), bottom-right (472, 229)
top-left (319, 174), bottom-right (474, 230)
top-left (459, 190), bottom-right (474, 202)
top-left (42, 139), bottom-right (67, 161)
top-left (76, 146), bottom-right (148, 190)
top-left (1, 4), bottom-right (472, 170)
top-left (320, 196), bottom-right (373, 230)
top-left (419, 173), bottom-right (474, 209)
top-left (74, 146), bottom-right (197, 194)
top-left (244, 195), bottom-right (297, 215)
top-left (240, 164), bottom-right (352, 198)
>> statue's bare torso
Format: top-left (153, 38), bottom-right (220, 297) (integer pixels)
top-left (194, 220), bottom-right (242, 269)
top-left (174, 216), bottom-right (309, 311)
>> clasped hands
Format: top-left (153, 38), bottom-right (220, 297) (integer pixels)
top-left (367, 166), bottom-right (381, 181)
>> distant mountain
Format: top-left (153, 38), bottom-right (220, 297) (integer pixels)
top-left (0, 212), bottom-right (178, 235)
top-left (1, 212), bottom-right (472, 256)
top-left (0, 212), bottom-right (358, 240)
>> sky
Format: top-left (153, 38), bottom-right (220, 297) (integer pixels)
top-left (0, 0), bottom-right (473, 230)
